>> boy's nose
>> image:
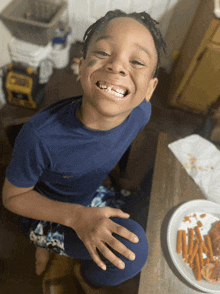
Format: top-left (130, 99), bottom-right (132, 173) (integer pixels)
top-left (105, 57), bottom-right (127, 76)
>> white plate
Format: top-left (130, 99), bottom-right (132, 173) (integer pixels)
top-left (167, 199), bottom-right (220, 293)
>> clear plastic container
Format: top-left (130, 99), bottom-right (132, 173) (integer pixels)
top-left (51, 34), bottom-right (71, 69)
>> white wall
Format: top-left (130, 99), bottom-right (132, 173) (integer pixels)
top-left (0, 0), bottom-right (201, 70)
top-left (67, 0), bottom-right (201, 70)
top-left (0, 0), bottom-right (12, 66)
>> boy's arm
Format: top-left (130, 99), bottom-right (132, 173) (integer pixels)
top-left (2, 178), bottom-right (83, 226)
top-left (2, 178), bottom-right (139, 271)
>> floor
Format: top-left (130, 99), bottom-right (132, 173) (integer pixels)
top-left (0, 51), bottom-right (207, 293)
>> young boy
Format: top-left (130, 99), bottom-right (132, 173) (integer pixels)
top-left (2, 10), bottom-right (166, 288)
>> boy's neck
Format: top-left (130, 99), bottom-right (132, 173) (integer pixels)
top-left (76, 101), bottom-right (131, 131)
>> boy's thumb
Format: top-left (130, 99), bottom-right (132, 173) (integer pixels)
top-left (106, 207), bottom-right (130, 218)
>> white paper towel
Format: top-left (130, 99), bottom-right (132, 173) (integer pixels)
top-left (168, 134), bottom-right (220, 204)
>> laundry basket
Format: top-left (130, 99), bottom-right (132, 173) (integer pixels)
top-left (0, 0), bottom-right (67, 46)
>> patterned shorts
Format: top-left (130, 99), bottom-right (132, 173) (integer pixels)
top-left (27, 185), bottom-right (131, 256)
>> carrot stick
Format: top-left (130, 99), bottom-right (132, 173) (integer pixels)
top-left (198, 242), bottom-right (204, 268)
top-left (203, 257), bottom-right (210, 266)
top-left (184, 256), bottom-right (189, 264)
top-left (194, 253), bottom-right (201, 281)
top-left (182, 230), bottom-right (188, 259)
top-left (195, 226), bottom-right (203, 243)
top-left (176, 230), bottom-right (183, 254)
top-left (202, 242), bottom-right (208, 254)
top-left (204, 235), bottom-right (214, 262)
top-left (195, 226), bottom-right (209, 253)
top-left (188, 228), bottom-right (194, 255)
top-left (197, 221), bottom-right (203, 227)
top-left (189, 239), bottom-right (199, 264)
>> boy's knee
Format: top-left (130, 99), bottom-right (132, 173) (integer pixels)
top-left (111, 217), bottom-right (148, 276)
top-left (81, 218), bottom-right (148, 287)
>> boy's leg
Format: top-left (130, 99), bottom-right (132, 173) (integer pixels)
top-left (35, 247), bottom-right (52, 275)
top-left (71, 217), bottom-right (148, 287)
top-left (19, 211), bottom-right (148, 287)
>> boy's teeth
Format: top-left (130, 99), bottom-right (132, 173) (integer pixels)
top-left (106, 87), bottom-right (124, 97)
top-left (99, 84), bottom-right (107, 89)
top-left (98, 82), bottom-right (126, 96)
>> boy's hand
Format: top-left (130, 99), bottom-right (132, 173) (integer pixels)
top-left (72, 206), bottom-right (139, 270)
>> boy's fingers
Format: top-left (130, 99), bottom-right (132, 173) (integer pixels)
top-left (98, 242), bottom-right (125, 270)
top-left (103, 208), bottom-right (139, 243)
top-left (87, 246), bottom-right (107, 271)
top-left (104, 207), bottom-right (130, 219)
top-left (112, 222), bottom-right (139, 243)
top-left (86, 241), bottom-right (128, 271)
top-left (106, 236), bottom-right (136, 261)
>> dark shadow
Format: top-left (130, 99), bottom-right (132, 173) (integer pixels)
top-left (123, 168), bottom-right (154, 231)
top-left (6, 124), bottom-right (24, 148)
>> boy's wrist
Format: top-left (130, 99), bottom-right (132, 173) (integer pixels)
top-left (63, 203), bottom-right (85, 228)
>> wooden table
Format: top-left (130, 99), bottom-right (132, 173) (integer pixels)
top-left (138, 132), bottom-right (207, 294)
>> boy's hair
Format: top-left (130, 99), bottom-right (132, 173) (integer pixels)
top-left (82, 10), bottom-right (166, 77)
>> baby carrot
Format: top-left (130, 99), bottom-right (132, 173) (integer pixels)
top-left (176, 230), bottom-right (183, 254)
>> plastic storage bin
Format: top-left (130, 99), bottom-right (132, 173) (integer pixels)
top-left (9, 37), bottom-right (53, 68)
top-left (0, 0), bottom-right (67, 46)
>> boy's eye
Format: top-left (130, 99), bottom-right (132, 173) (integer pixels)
top-left (131, 60), bottom-right (145, 66)
top-left (95, 51), bottom-right (110, 57)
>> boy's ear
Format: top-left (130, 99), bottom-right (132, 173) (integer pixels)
top-left (77, 57), bottom-right (84, 82)
top-left (79, 57), bottom-right (84, 68)
top-left (145, 78), bottom-right (158, 102)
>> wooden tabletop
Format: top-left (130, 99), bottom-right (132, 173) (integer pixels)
top-left (138, 132), bottom-right (207, 294)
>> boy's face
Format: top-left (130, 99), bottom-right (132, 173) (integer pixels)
top-left (79, 17), bottom-right (158, 121)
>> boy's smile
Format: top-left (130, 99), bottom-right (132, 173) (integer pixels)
top-left (78, 17), bottom-right (158, 130)
top-left (96, 81), bottom-right (128, 98)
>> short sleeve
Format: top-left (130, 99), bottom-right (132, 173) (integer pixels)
top-left (6, 121), bottom-right (51, 188)
top-left (138, 100), bottom-right (151, 131)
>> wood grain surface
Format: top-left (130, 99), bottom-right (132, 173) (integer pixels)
top-left (138, 132), bottom-right (207, 294)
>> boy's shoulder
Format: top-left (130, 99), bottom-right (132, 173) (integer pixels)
top-left (138, 99), bottom-right (151, 111)
top-left (28, 96), bottom-right (82, 133)
top-left (133, 100), bottom-right (151, 121)
top-left (120, 100), bottom-right (151, 134)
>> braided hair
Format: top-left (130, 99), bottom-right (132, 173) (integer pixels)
top-left (82, 10), bottom-right (166, 77)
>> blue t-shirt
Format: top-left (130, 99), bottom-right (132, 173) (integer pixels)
top-left (6, 96), bottom-right (151, 206)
